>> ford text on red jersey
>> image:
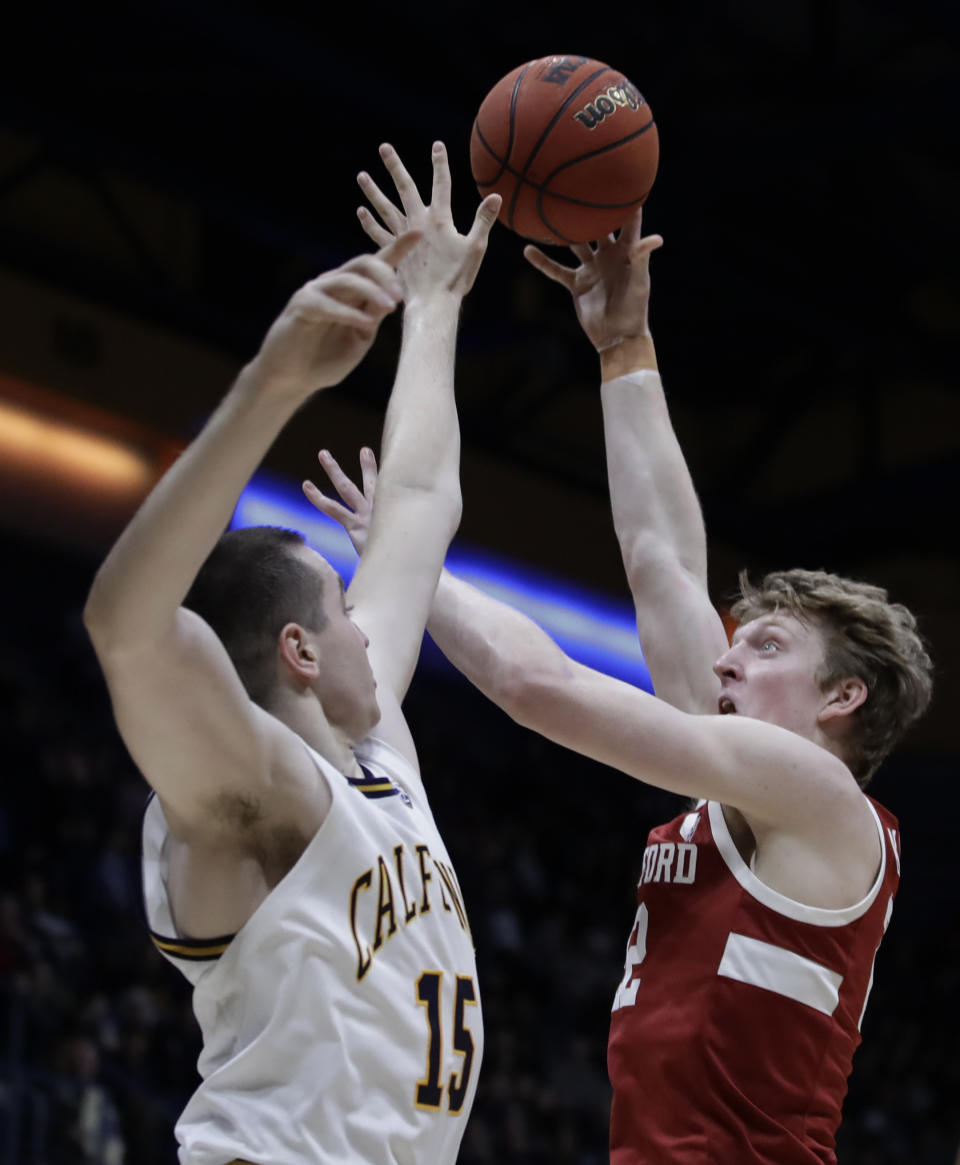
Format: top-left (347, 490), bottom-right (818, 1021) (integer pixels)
top-left (608, 798), bottom-right (900, 1165)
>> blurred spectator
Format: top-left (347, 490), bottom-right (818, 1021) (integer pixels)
top-left (46, 1035), bottom-right (125, 1164)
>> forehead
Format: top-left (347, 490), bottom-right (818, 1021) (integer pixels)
top-left (292, 543), bottom-right (342, 592)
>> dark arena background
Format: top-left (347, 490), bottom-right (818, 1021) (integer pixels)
top-left (1, 3), bottom-right (959, 1162)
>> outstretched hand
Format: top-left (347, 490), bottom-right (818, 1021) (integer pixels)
top-left (523, 208), bottom-right (663, 352)
top-left (250, 232), bottom-right (421, 397)
top-left (357, 141), bottom-right (501, 303)
top-left (303, 447), bottom-right (377, 556)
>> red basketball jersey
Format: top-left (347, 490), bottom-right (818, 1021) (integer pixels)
top-left (608, 797), bottom-right (900, 1164)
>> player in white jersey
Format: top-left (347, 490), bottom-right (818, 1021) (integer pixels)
top-left (84, 142), bottom-right (500, 1165)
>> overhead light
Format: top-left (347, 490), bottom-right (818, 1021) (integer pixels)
top-left (0, 398), bottom-right (152, 494)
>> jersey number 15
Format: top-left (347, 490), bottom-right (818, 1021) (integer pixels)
top-left (415, 971), bottom-right (478, 1114)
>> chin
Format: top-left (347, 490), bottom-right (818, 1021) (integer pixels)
top-left (360, 697), bottom-right (381, 738)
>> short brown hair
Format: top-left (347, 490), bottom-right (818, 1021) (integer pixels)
top-left (184, 527), bottom-right (328, 709)
top-left (731, 568), bottom-right (933, 786)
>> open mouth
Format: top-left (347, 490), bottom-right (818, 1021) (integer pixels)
top-left (718, 696), bottom-right (736, 715)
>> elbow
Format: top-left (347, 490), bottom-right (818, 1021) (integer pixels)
top-left (619, 530), bottom-right (676, 586)
top-left (83, 573), bottom-right (150, 663)
top-left (438, 483), bottom-right (462, 539)
top-left (380, 478), bottom-right (462, 539)
top-left (492, 661), bottom-right (529, 724)
top-left (621, 533), bottom-right (704, 598)
top-left (459, 639), bottom-right (537, 726)
top-left (83, 603), bottom-right (130, 668)
top-left (83, 576), bottom-right (115, 656)
top-left (497, 658), bottom-right (570, 735)
top-left (424, 480), bottom-right (463, 544)
top-left (421, 484), bottom-right (461, 548)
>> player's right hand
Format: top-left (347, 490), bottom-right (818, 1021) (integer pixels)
top-left (523, 207), bottom-right (663, 353)
top-left (247, 232), bottom-right (421, 398)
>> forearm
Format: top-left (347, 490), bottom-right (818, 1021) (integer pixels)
top-left (85, 362), bottom-right (306, 650)
top-left (427, 570), bottom-right (571, 717)
top-left (377, 297), bottom-right (461, 504)
top-left (600, 354), bottom-right (708, 587)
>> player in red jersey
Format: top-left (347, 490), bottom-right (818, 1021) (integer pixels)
top-left (308, 209), bottom-right (933, 1164)
top-left (519, 215), bottom-right (931, 1161)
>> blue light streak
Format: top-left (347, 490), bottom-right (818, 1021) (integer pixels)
top-left (231, 472), bottom-right (652, 692)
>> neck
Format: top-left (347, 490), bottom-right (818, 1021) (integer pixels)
top-left (271, 690), bottom-right (362, 777)
top-left (811, 722), bottom-right (857, 777)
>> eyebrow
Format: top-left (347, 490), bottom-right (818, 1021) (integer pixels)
top-left (733, 619), bottom-right (790, 646)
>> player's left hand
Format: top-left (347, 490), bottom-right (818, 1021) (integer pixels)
top-left (357, 141), bottom-right (501, 304)
top-left (303, 447), bottom-right (377, 556)
top-left (523, 207), bottom-right (663, 352)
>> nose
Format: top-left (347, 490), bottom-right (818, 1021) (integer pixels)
top-left (712, 643), bottom-right (743, 681)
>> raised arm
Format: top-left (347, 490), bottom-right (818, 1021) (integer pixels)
top-left (426, 570), bottom-right (878, 906)
top-left (83, 236), bottom-right (417, 829)
top-left (307, 452), bottom-right (880, 905)
top-left (525, 212), bottom-right (728, 713)
top-left (307, 143), bottom-right (499, 710)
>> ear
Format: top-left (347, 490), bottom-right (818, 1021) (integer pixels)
top-left (818, 676), bottom-right (868, 725)
top-left (277, 623), bottom-right (321, 683)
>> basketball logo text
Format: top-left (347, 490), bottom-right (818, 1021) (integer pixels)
top-left (574, 82), bottom-right (645, 130)
top-left (542, 56), bottom-right (588, 85)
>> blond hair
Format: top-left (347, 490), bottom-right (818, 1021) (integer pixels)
top-left (730, 568), bottom-right (933, 786)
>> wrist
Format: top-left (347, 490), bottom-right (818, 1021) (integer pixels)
top-left (236, 357), bottom-right (319, 407)
top-left (402, 292), bottom-right (463, 319)
top-left (599, 334), bottom-right (658, 381)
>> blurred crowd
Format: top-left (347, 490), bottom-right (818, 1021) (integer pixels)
top-left (1, 532), bottom-right (957, 1164)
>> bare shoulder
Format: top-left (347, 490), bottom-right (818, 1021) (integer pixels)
top-left (743, 775), bottom-right (883, 910)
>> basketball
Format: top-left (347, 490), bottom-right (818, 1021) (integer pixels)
top-left (470, 55), bottom-right (659, 245)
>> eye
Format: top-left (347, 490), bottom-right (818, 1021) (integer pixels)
top-left (760, 640), bottom-right (780, 652)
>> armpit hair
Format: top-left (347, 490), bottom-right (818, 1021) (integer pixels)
top-left (207, 789), bottom-right (265, 832)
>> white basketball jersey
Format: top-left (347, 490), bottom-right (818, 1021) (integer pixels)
top-left (141, 735), bottom-right (482, 1165)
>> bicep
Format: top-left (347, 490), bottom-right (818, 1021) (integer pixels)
top-left (512, 662), bottom-right (860, 835)
top-left (98, 608), bottom-right (274, 824)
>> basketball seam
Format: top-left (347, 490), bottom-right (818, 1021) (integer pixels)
top-left (535, 117), bottom-right (657, 240)
top-left (506, 66), bottom-right (528, 170)
top-left (504, 65), bottom-right (531, 230)
top-left (472, 121), bottom-right (509, 186)
top-left (507, 64), bottom-right (612, 231)
top-left (477, 133), bottom-right (656, 208)
top-left (539, 116), bottom-right (656, 189)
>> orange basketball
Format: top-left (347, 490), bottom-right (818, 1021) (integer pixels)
top-left (470, 55), bottom-right (659, 245)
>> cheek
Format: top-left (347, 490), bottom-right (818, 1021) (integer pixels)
top-left (759, 670), bottom-right (808, 711)
top-left (779, 673), bottom-right (822, 715)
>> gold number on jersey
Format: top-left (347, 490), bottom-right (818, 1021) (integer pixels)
top-left (415, 971), bottom-right (478, 1114)
top-left (612, 902), bottom-right (649, 1010)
